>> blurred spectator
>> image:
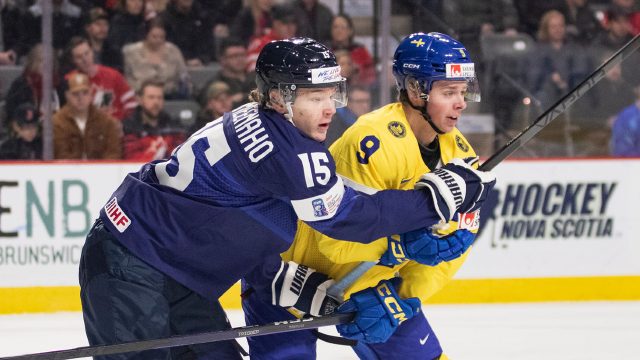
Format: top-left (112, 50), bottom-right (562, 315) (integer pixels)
top-left (200, 37), bottom-right (254, 108)
top-left (326, 85), bottom-right (371, 146)
top-left (530, 10), bottom-right (593, 106)
top-left (5, 44), bottom-right (61, 129)
top-left (230, 0), bottom-right (273, 45)
top-left (143, 0), bottom-right (159, 18)
top-left (0, 1), bottom-right (26, 63)
top-left (160, 0), bottom-right (214, 66)
top-left (443, 0), bottom-right (519, 56)
top-left (605, 0), bottom-right (640, 35)
top-left (572, 50), bottom-right (636, 155)
top-left (191, 81), bottom-right (233, 134)
top-left (513, 0), bottom-right (566, 37)
top-left (66, 37), bottom-right (137, 120)
top-left (123, 17), bottom-right (190, 99)
top-left (246, 3), bottom-right (297, 72)
top-left (84, 7), bottom-right (123, 71)
top-left (53, 73), bottom-right (122, 159)
top-left (610, 83), bottom-right (640, 156)
top-left (90, 0), bottom-right (120, 15)
top-left (108, 0), bottom-right (149, 52)
top-left (0, 103), bottom-right (42, 160)
top-left (330, 14), bottom-right (376, 86)
top-left (529, 10), bottom-right (594, 156)
top-left (561, 0), bottom-right (603, 44)
top-left (23, 0), bottom-right (83, 57)
top-left (199, 0), bottom-right (242, 42)
top-left (335, 49), bottom-right (365, 88)
top-left (122, 79), bottom-right (185, 161)
top-left (593, 7), bottom-right (634, 51)
top-left (292, 0), bottom-right (333, 45)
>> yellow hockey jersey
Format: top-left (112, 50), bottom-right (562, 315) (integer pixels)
top-left (282, 102), bottom-right (478, 302)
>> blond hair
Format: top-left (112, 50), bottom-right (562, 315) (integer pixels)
top-left (537, 10), bottom-right (565, 42)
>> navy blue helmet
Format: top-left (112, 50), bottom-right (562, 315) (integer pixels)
top-left (255, 38), bottom-right (347, 107)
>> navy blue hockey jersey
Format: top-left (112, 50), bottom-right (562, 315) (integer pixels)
top-left (99, 103), bottom-right (442, 300)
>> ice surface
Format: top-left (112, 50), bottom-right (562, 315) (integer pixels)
top-left (1, 302), bottom-right (639, 359)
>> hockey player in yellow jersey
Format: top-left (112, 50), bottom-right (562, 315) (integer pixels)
top-left (242, 32), bottom-right (494, 360)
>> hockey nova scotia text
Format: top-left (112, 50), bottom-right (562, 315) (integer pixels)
top-left (483, 181), bottom-right (616, 246)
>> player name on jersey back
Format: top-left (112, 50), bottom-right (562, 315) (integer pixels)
top-left (231, 103), bottom-right (274, 163)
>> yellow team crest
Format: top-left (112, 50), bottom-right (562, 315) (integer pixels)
top-left (455, 135), bottom-right (469, 152)
top-left (387, 121), bottom-right (406, 138)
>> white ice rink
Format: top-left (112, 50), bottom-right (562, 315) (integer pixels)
top-left (1, 301), bottom-right (639, 359)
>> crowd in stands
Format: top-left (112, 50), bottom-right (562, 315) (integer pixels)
top-left (0, 0), bottom-right (639, 160)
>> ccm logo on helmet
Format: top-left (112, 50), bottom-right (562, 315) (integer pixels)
top-left (403, 63), bottom-right (420, 69)
top-left (377, 282), bottom-right (410, 324)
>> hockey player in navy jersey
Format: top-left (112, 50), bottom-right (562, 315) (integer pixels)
top-left (79, 37), bottom-right (496, 359)
top-left (244, 32), bottom-right (488, 360)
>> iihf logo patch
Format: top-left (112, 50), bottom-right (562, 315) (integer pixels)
top-left (312, 199), bottom-right (329, 217)
top-left (104, 197), bottom-right (131, 233)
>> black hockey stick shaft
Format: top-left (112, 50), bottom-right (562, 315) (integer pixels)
top-left (479, 32), bottom-right (640, 171)
top-left (0, 313), bottom-right (354, 360)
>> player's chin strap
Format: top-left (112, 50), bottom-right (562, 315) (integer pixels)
top-left (266, 94), bottom-right (296, 126)
top-left (407, 94), bottom-right (446, 135)
top-left (285, 102), bottom-right (295, 125)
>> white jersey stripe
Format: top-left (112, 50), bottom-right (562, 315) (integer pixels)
top-left (291, 177), bottom-right (345, 221)
top-left (339, 175), bottom-right (379, 195)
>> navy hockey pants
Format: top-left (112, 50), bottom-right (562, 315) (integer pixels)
top-left (79, 220), bottom-right (242, 360)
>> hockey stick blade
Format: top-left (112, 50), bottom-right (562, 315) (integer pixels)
top-left (0, 313), bottom-right (354, 360)
top-left (327, 33), bottom-right (640, 299)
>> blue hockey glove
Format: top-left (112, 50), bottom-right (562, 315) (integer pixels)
top-left (415, 157), bottom-right (496, 222)
top-left (272, 261), bottom-right (339, 317)
top-left (379, 229), bottom-right (476, 266)
top-left (336, 278), bottom-right (421, 343)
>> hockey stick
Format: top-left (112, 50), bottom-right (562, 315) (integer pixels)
top-left (0, 313), bottom-right (354, 360)
top-left (327, 33), bottom-right (640, 301)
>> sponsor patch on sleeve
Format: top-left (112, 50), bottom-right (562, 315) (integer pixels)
top-left (291, 177), bottom-right (344, 221)
top-left (104, 197), bottom-right (131, 233)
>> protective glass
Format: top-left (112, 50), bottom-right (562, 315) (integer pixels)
top-left (406, 77), bottom-right (480, 103)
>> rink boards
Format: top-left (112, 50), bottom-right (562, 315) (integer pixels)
top-left (1, 159), bottom-right (639, 313)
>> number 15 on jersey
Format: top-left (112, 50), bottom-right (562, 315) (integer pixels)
top-left (298, 152), bottom-right (331, 188)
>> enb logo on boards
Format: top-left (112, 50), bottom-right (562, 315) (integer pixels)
top-left (0, 179), bottom-right (90, 266)
top-left (481, 182), bottom-right (617, 248)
